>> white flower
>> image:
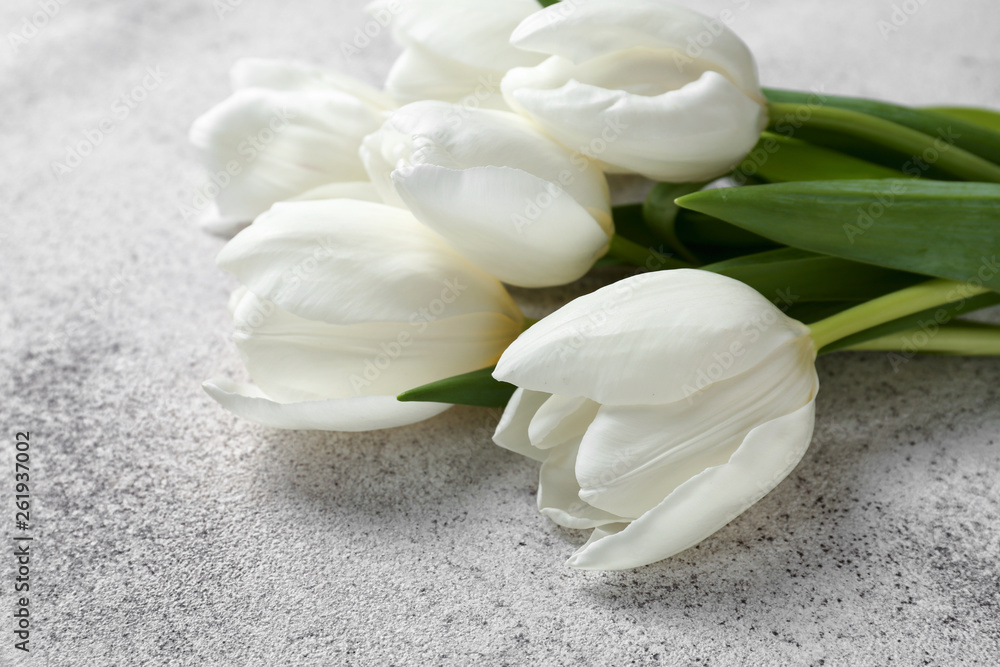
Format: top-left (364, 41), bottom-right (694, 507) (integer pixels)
top-left (369, 0), bottom-right (545, 110)
top-left (189, 58), bottom-right (395, 235)
top-left (361, 101), bottom-right (613, 288)
top-left (500, 0), bottom-right (768, 182)
top-left (492, 270), bottom-right (819, 570)
top-left (204, 198), bottom-right (524, 431)
top-left (286, 181), bottom-right (382, 204)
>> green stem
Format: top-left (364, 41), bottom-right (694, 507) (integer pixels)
top-left (767, 102), bottom-right (1000, 184)
top-left (642, 182), bottom-right (705, 265)
top-left (605, 234), bottom-right (695, 270)
top-left (846, 322), bottom-right (1000, 356)
top-left (764, 88), bottom-right (1000, 167)
top-left (809, 279), bottom-right (992, 350)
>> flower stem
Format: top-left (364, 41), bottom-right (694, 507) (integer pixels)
top-left (808, 279), bottom-right (992, 350)
top-left (845, 322), bottom-right (1000, 356)
top-left (605, 234), bottom-right (695, 270)
top-left (767, 102), bottom-right (1000, 184)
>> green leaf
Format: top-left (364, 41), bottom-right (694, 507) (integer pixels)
top-left (703, 247), bottom-right (924, 303)
top-left (764, 88), bottom-right (1000, 169)
top-left (926, 106), bottom-right (1000, 134)
top-left (592, 256), bottom-right (630, 268)
top-left (642, 182), bottom-right (704, 263)
top-left (397, 366), bottom-right (515, 409)
top-left (643, 182), bottom-right (778, 264)
top-left (739, 132), bottom-right (903, 183)
top-left (675, 210), bottom-right (778, 249)
top-left (784, 301), bottom-right (857, 325)
top-left (766, 102), bottom-right (1000, 183)
top-left (672, 210), bottom-right (780, 264)
top-left (612, 203), bottom-right (664, 249)
top-left (604, 234), bottom-right (693, 269)
top-left (677, 180), bottom-right (1000, 291)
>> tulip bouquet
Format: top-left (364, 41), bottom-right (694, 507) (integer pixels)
top-left (191, 0), bottom-right (1000, 570)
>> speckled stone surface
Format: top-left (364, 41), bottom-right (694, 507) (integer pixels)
top-left (2, 0), bottom-right (999, 665)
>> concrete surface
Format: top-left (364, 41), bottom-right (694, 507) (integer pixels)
top-left (1, 0), bottom-right (998, 664)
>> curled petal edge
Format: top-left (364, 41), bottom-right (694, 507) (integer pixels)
top-left (203, 377), bottom-right (451, 432)
top-left (566, 390), bottom-right (818, 570)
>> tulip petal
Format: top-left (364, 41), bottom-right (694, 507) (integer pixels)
top-left (527, 394), bottom-right (600, 450)
top-left (197, 201), bottom-right (252, 238)
top-left (503, 68), bottom-right (766, 182)
top-left (287, 181), bottom-right (382, 203)
top-left (509, 0), bottom-right (761, 100)
top-left (189, 88), bottom-right (385, 224)
top-left (575, 337), bottom-right (818, 518)
top-left (494, 270), bottom-right (811, 406)
top-left (393, 164), bottom-right (611, 287)
top-left (230, 290), bottom-right (521, 403)
top-left (539, 441), bottom-right (626, 530)
top-left (204, 377), bottom-right (449, 431)
top-left (566, 395), bottom-right (818, 570)
top-left (369, 0), bottom-right (542, 72)
top-left (380, 43), bottom-right (510, 110)
top-left (359, 129), bottom-right (410, 209)
top-left (492, 388), bottom-right (549, 462)
top-left (217, 199), bottom-right (522, 326)
top-left (230, 57), bottom-right (396, 110)
top-left (366, 102), bottom-right (612, 219)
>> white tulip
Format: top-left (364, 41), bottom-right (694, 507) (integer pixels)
top-left (369, 0), bottom-right (545, 110)
top-left (361, 101), bottom-right (613, 288)
top-left (204, 198), bottom-right (524, 431)
top-left (189, 58), bottom-right (395, 235)
top-left (500, 0), bottom-right (768, 182)
top-left (286, 181), bottom-right (382, 204)
top-left (492, 270), bottom-right (819, 570)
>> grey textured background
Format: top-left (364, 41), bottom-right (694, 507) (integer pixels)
top-left (2, 0), bottom-right (999, 665)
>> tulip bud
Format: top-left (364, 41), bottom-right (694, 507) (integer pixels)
top-left (500, 0), bottom-right (768, 182)
top-left (189, 59), bottom-right (396, 235)
top-left (361, 101), bottom-right (614, 288)
top-left (369, 0), bottom-right (546, 110)
top-left (204, 198), bottom-right (524, 431)
top-left (492, 269), bottom-right (819, 570)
